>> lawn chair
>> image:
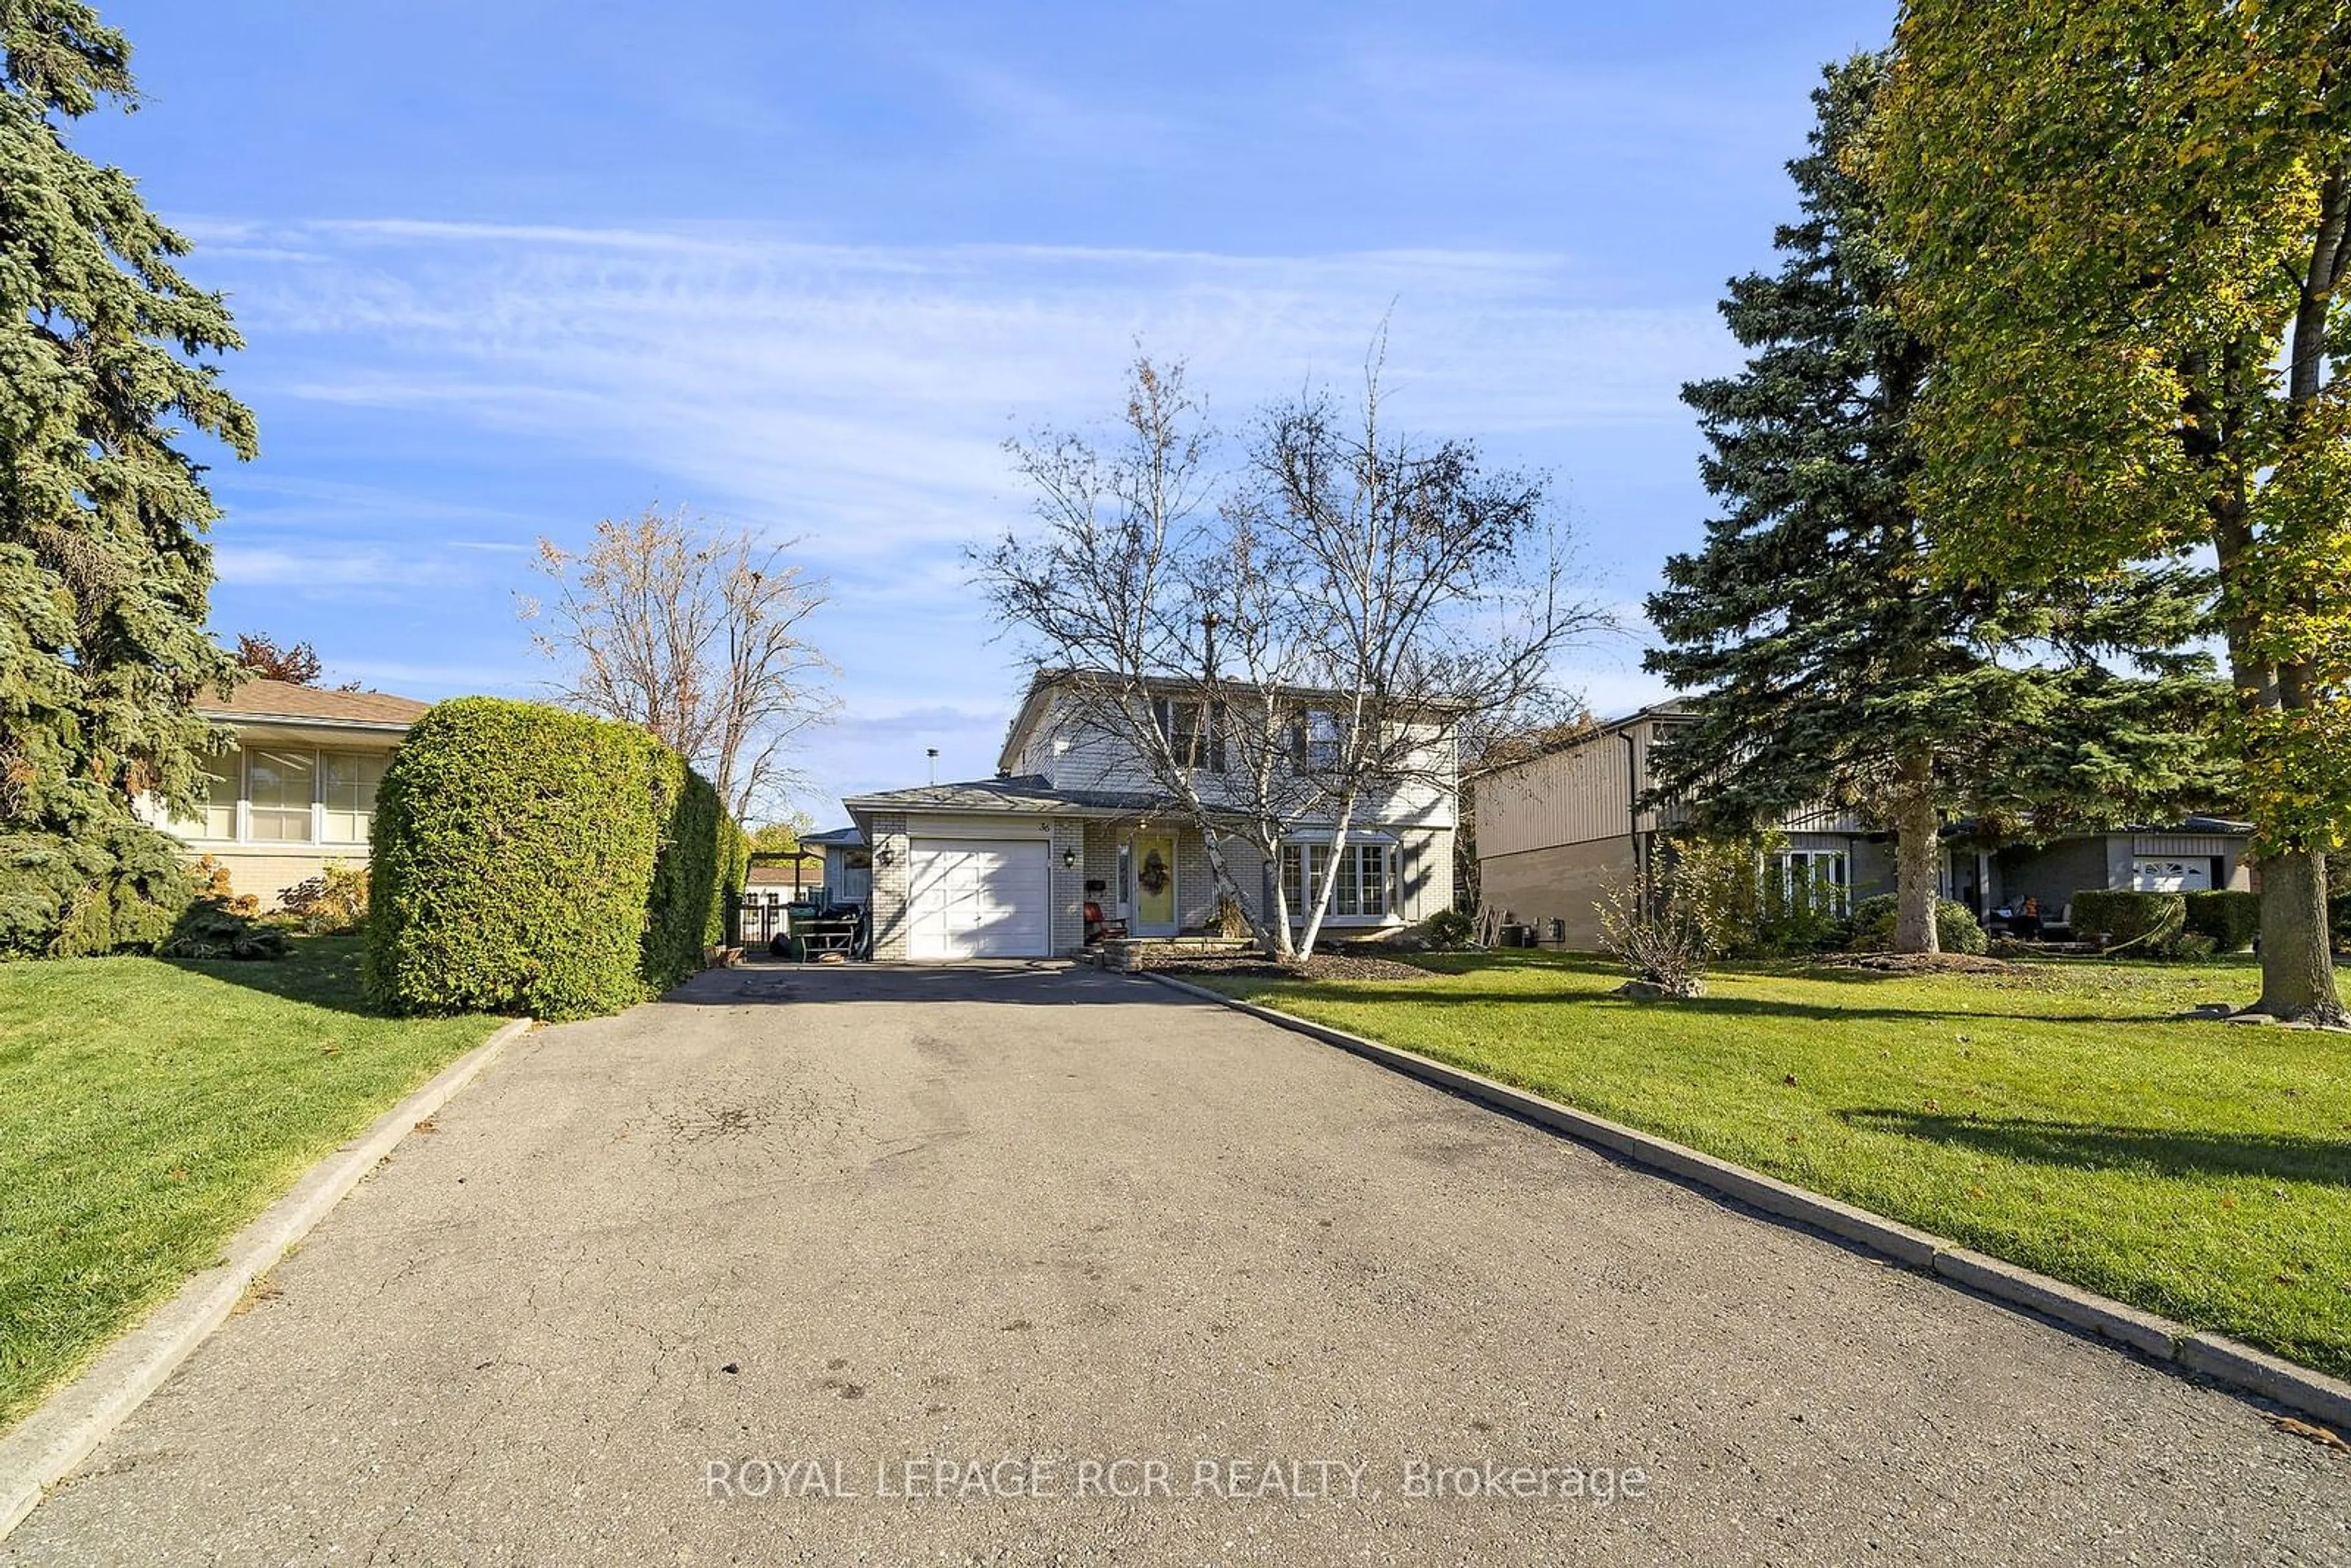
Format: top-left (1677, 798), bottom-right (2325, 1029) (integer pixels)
top-left (1084, 900), bottom-right (1128, 945)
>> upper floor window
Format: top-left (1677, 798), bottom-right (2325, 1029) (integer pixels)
top-left (1291, 709), bottom-right (1346, 771)
top-left (1153, 699), bottom-right (1226, 772)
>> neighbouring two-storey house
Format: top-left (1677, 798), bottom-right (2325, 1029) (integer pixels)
top-left (839, 672), bottom-right (1459, 960)
top-left (141, 678), bottom-right (428, 909)
top-left (1475, 702), bottom-right (2255, 951)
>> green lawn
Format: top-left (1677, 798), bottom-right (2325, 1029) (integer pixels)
top-left (1199, 951), bottom-right (2351, 1379)
top-left (0, 937), bottom-right (501, 1429)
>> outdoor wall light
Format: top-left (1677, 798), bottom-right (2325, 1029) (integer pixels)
top-left (876, 846), bottom-right (895, 868)
top-left (1062, 847), bottom-right (1079, 869)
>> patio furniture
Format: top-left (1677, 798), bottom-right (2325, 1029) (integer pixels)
top-left (789, 901), bottom-right (865, 961)
top-left (1084, 900), bottom-right (1128, 944)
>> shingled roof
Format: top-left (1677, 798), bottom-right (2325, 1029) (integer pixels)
top-left (841, 774), bottom-right (1165, 817)
top-left (200, 678), bottom-right (430, 728)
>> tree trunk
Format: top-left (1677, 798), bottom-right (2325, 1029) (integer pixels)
top-left (2254, 848), bottom-right (2345, 1024)
top-left (1294, 795), bottom-right (1361, 959)
top-left (2243, 167), bottom-right (2349, 1026)
top-left (1195, 819), bottom-right (1289, 961)
top-left (1889, 748), bottom-right (1941, 955)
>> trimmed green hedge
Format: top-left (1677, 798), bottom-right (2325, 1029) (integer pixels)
top-left (364, 699), bottom-right (741, 1020)
top-left (2183, 890), bottom-right (2262, 953)
top-left (2069, 889), bottom-right (2186, 951)
top-left (1848, 895), bottom-right (1989, 956)
top-left (720, 820), bottom-right (751, 946)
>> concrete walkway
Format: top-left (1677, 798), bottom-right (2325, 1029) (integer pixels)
top-left (8, 961), bottom-right (2345, 1564)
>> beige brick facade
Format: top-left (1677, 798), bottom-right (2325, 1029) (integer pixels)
top-left (866, 813), bottom-right (912, 960)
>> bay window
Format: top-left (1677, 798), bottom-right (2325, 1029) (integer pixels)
top-left (1277, 838), bottom-right (1395, 920)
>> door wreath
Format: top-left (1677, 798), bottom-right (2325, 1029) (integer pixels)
top-left (1137, 849), bottom-right (1171, 896)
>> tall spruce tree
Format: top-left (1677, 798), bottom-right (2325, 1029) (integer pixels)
top-left (1644, 54), bottom-right (2222, 953)
top-left (0, 1), bottom-right (254, 955)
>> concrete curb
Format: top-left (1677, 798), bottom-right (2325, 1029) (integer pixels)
top-left (1139, 970), bottom-right (2351, 1435)
top-left (0, 1015), bottom-right (534, 1542)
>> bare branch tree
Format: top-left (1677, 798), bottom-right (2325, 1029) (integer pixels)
top-left (519, 506), bottom-right (836, 822)
top-left (977, 344), bottom-right (1608, 963)
top-left (1245, 335), bottom-right (1612, 950)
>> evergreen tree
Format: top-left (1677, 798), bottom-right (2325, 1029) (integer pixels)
top-left (0, 2), bottom-right (254, 954)
top-left (1644, 54), bottom-right (2222, 954)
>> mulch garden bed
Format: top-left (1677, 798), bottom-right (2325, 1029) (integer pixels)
top-left (1143, 951), bottom-right (1431, 981)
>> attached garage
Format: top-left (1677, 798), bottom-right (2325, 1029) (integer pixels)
top-left (907, 839), bottom-right (1051, 959)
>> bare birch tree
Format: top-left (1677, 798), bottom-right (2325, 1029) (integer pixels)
top-left (519, 508), bottom-right (835, 822)
top-left (1245, 345), bottom-right (1608, 951)
top-left (977, 348), bottom-right (1606, 962)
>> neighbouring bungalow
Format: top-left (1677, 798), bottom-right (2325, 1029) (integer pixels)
top-left (799, 825), bottom-right (872, 906)
top-left (1474, 702), bottom-right (2255, 951)
top-left (141, 678), bottom-right (428, 910)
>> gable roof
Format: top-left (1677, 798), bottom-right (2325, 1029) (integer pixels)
top-left (200, 678), bottom-right (430, 730)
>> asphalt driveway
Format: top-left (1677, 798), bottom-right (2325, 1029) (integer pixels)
top-left (8, 961), bottom-right (2346, 1564)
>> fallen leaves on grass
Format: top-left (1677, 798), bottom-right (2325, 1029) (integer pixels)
top-left (1149, 953), bottom-right (1431, 981)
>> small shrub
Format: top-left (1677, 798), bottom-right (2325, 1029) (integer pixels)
top-left (1214, 893), bottom-right (1251, 940)
top-left (1424, 907), bottom-right (1476, 948)
top-left (160, 899), bottom-right (291, 961)
top-left (1847, 895), bottom-right (1989, 956)
top-left (2182, 890), bottom-right (2261, 953)
top-left (1665, 831), bottom-right (1845, 958)
top-left (2069, 889), bottom-right (2187, 954)
top-left (1596, 855), bottom-right (1738, 996)
top-left (194, 855), bottom-right (260, 918)
top-left (278, 861), bottom-right (369, 935)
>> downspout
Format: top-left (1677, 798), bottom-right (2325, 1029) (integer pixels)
top-left (1621, 729), bottom-right (1646, 909)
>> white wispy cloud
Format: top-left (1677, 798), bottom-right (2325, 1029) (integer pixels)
top-left (192, 217), bottom-right (1731, 816)
top-left (208, 221), bottom-right (1731, 563)
top-left (213, 544), bottom-right (476, 592)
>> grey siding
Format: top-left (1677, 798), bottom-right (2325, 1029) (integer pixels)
top-left (1479, 835), bottom-right (1639, 951)
top-left (1993, 837), bottom-right (2114, 915)
top-left (1029, 694), bottom-right (1458, 830)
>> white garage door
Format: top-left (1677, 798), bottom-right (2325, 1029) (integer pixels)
top-left (908, 839), bottom-right (1051, 959)
top-left (2131, 858), bottom-right (2212, 893)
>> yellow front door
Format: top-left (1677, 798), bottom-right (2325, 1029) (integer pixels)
top-left (1133, 833), bottom-right (1177, 934)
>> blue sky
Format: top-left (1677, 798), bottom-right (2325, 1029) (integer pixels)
top-left (85, 1), bottom-right (1897, 825)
